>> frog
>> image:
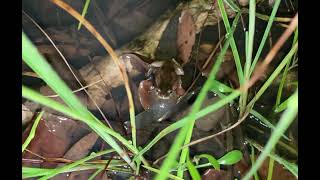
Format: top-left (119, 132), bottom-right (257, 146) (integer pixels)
top-left (148, 58), bottom-right (185, 98)
top-left (138, 58), bottom-right (185, 111)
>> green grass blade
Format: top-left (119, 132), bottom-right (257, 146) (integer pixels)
top-left (134, 90), bottom-right (241, 162)
top-left (243, 90), bottom-right (298, 180)
top-left (22, 32), bottom-right (90, 119)
top-left (274, 94), bottom-right (295, 113)
top-left (177, 35), bottom-right (236, 178)
top-left (210, 79), bottom-right (235, 93)
top-left (88, 168), bottom-right (104, 180)
top-left (247, 42), bottom-right (298, 108)
top-left (217, 150), bottom-right (243, 165)
top-left (77, 0), bottom-right (91, 30)
top-left (22, 111), bottom-right (44, 152)
top-left (141, 165), bottom-right (183, 180)
top-left (275, 27), bottom-right (298, 108)
top-left (266, 150), bottom-right (275, 180)
top-left (224, 0), bottom-right (241, 12)
top-left (217, 1), bottom-right (244, 84)
top-left (22, 86), bottom-right (139, 165)
top-left (22, 86), bottom-right (84, 120)
top-left (250, 109), bottom-right (290, 141)
top-left (247, 139), bottom-right (298, 177)
top-left (39, 150), bottom-right (114, 179)
top-left (196, 154), bottom-right (220, 170)
top-left (157, 34), bottom-right (239, 179)
top-left (22, 32), bottom-right (137, 169)
top-left (249, 0), bottom-right (282, 76)
top-left (23, 162), bottom-right (129, 178)
top-left (250, 145), bottom-right (260, 180)
top-left (186, 157), bottom-right (201, 180)
top-left (244, 0), bottom-right (256, 79)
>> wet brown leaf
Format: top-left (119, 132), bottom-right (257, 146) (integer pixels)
top-left (22, 113), bottom-right (91, 168)
top-left (177, 10), bottom-right (196, 65)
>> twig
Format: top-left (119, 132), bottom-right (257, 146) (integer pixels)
top-left (45, 79), bottom-right (103, 97)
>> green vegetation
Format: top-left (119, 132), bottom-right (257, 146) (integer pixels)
top-left (22, 0), bottom-right (298, 179)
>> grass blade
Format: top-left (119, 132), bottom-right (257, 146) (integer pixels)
top-left (247, 42), bottom-right (298, 108)
top-left (249, 0), bottom-right (282, 76)
top-left (217, 1), bottom-right (244, 84)
top-left (77, 0), bottom-right (91, 30)
top-left (39, 150), bottom-right (114, 179)
top-left (141, 165), bottom-right (183, 180)
top-left (22, 32), bottom-right (137, 169)
top-left (22, 111), bottom-right (44, 152)
top-left (186, 157), bottom-right (201, 180)
top-left (243, 90), bottom-right (298, 180)
top-left (223, 0), bottom-right (241, 13)
top-left (247, 138), bottom-right (298, 177)
top-left (196, 154), bottom-right (220, 170)
top-left (250, 145), bottom-right (260, 180)
top-left (22, 32), bottom-right (90, 119)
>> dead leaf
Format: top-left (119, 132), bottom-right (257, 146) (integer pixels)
top-left (177, 10), bottom-right (196, 65)
top-left (22, 113), bottom-right (91, 168)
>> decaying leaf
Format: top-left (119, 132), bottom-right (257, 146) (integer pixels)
top-left (177, 10), bottom-right (196, 65)
top-left (22, 113), bottom-right (91, 168)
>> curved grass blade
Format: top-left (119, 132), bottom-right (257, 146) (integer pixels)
top-left (39, 150), bottom-right (114, 179)
top-left (195, 154), bottom-right (220, 170)
top-left (22, 32), bottom-right (137, 169)
top-left (22, 86), bottom-right (139, 161)
top-left (247, 138), bottom-right (298, 178)
top-left (22, 111), bottom-right (44, 152)
top-left (243, 91), bottom-right (298, 180)
top-left (186, 157), bottom-right (201, 180)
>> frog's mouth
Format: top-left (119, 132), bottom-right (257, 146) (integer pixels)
top-left (155, 88), bottom-right (176, 99)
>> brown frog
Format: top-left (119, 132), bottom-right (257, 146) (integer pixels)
top-left (138, 58), bottom-right (185, 111)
